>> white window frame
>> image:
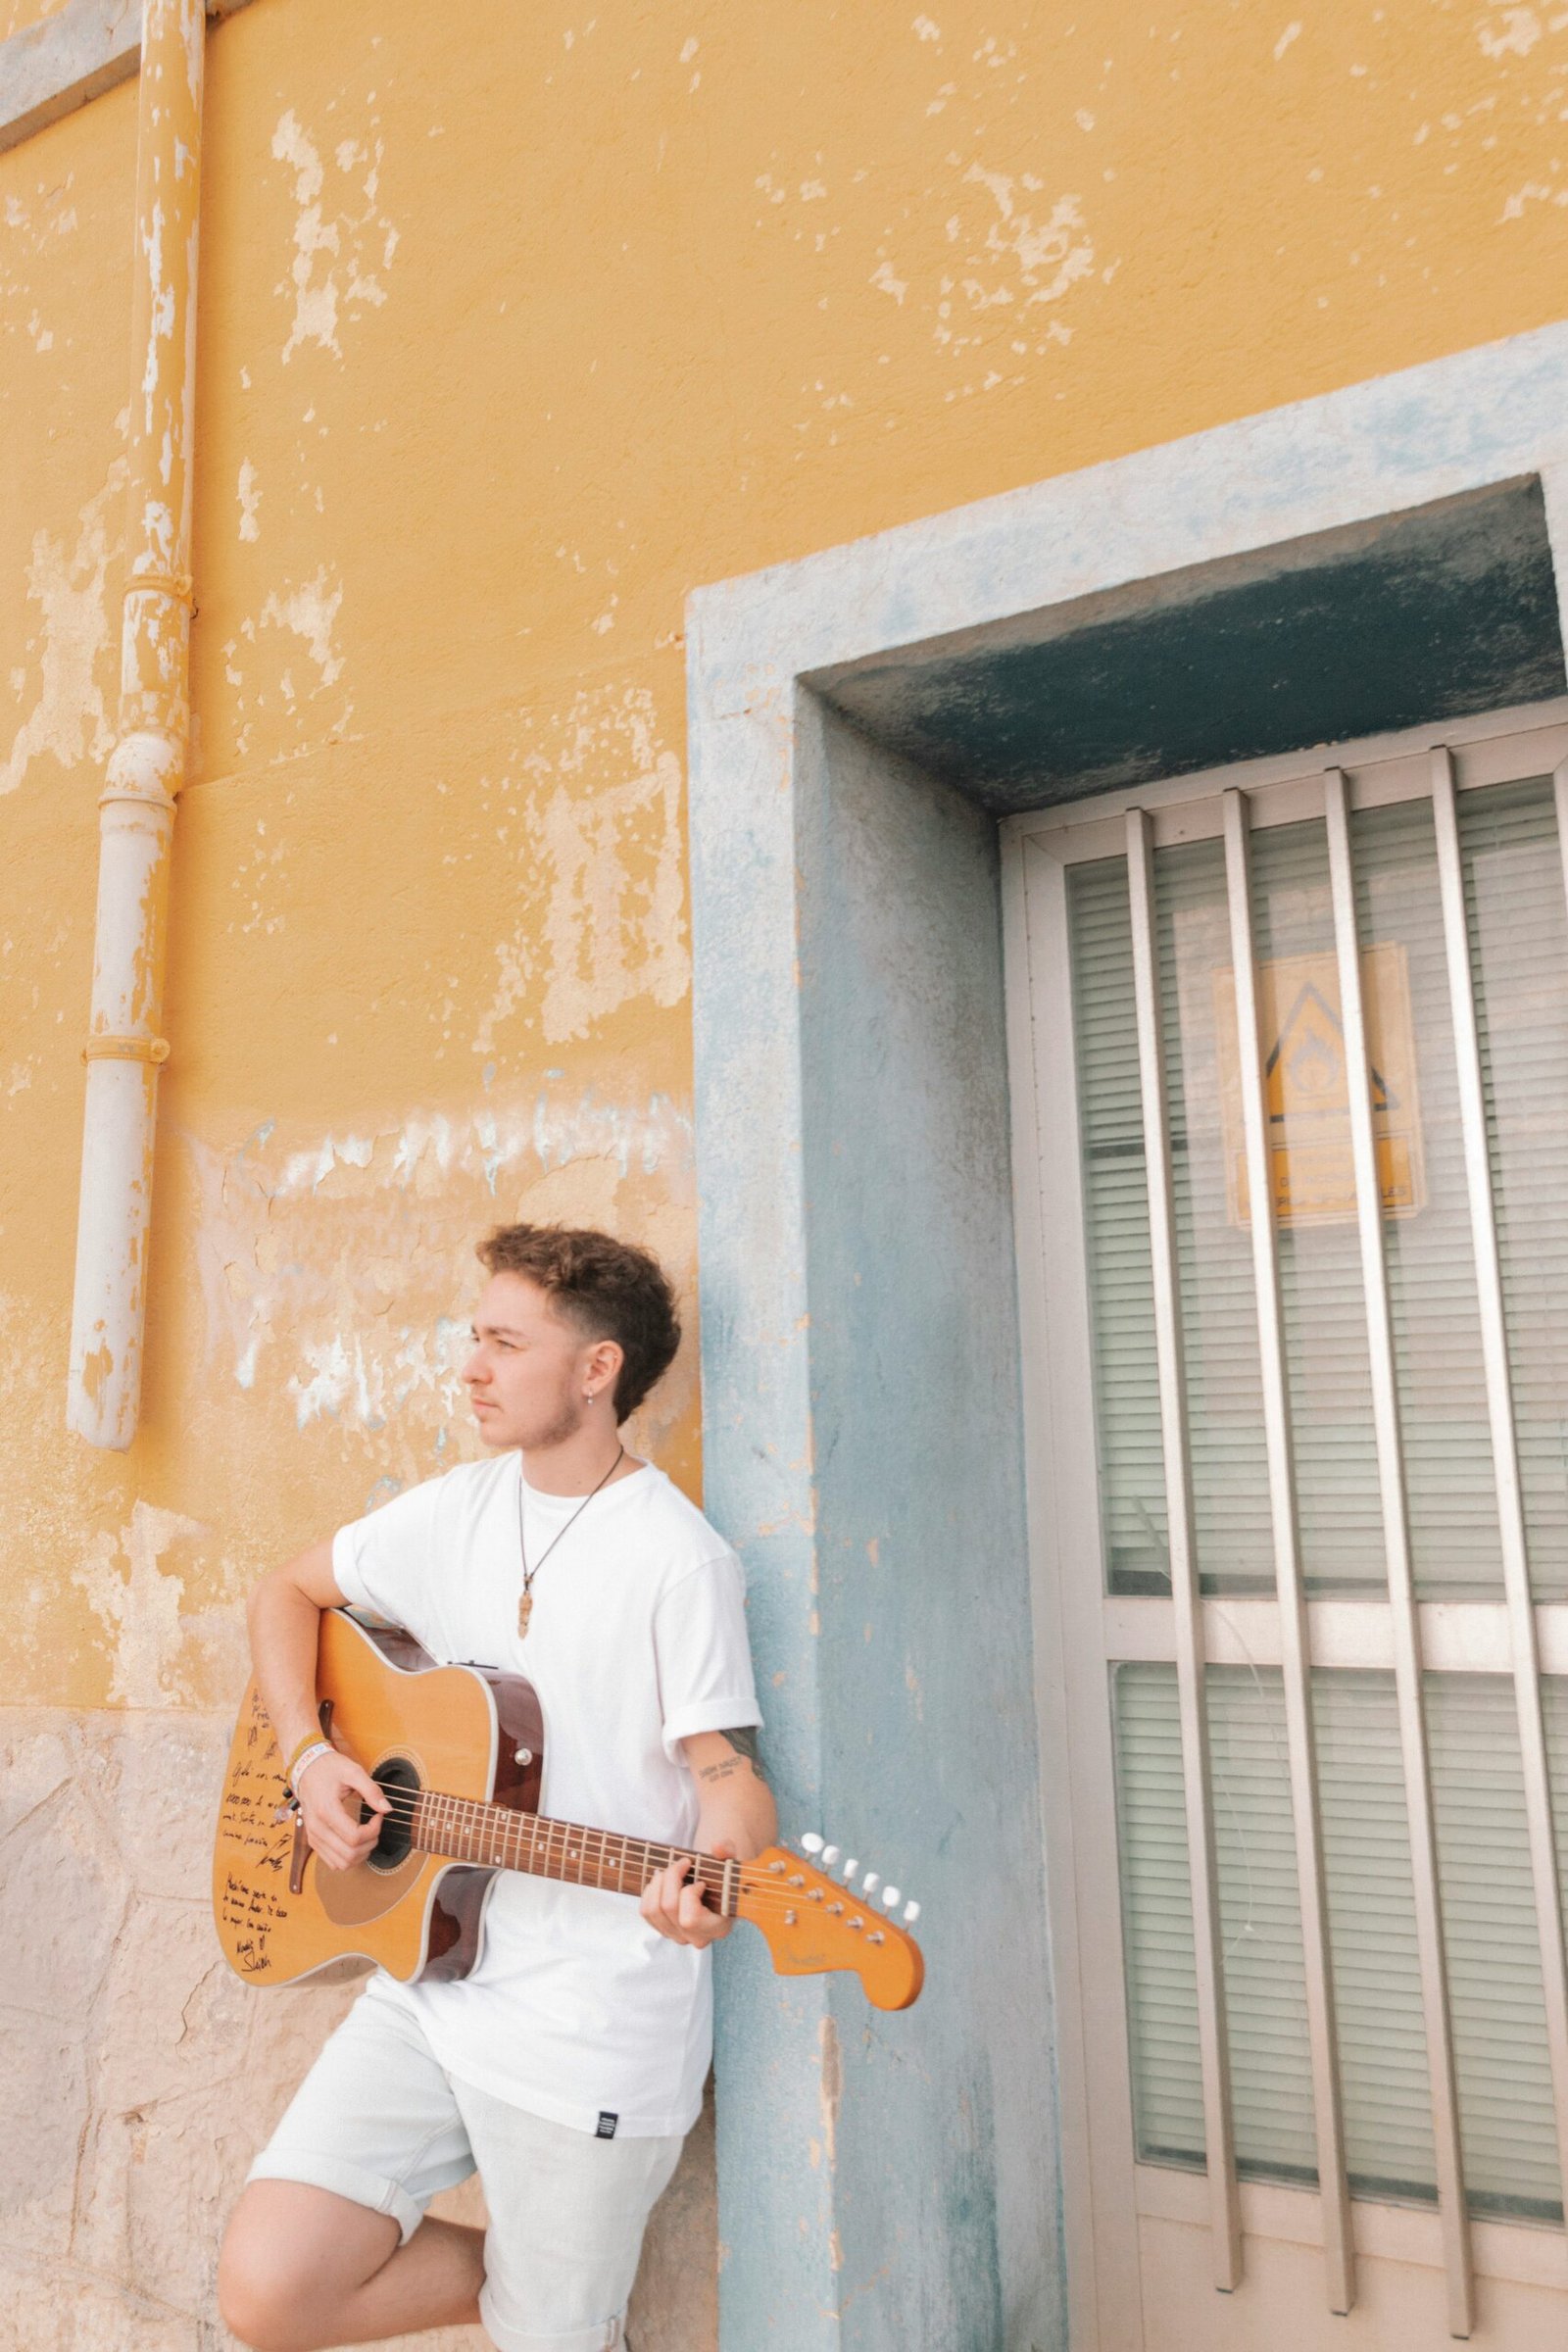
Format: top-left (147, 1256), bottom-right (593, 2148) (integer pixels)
top-left (1001, 691), bottom-right (1568, 2348)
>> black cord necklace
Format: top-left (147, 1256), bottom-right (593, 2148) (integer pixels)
top-left (515, 1444), bottom-right (625, 1639)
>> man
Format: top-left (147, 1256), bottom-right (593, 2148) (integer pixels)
top-left (219, 1224), bottom-right (772, 2352)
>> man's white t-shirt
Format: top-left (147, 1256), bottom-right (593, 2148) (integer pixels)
top-left (330, 1452), bottom-right (761, 2139)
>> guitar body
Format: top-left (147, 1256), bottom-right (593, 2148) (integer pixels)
top-left (212, 1609), bottom-right (543, 1988)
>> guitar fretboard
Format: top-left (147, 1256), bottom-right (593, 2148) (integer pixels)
top-left (410, 1790), bottom-right (738, 1916)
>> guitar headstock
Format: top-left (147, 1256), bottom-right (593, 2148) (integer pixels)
top-left (737, 1837), bottom-right (924, 2011)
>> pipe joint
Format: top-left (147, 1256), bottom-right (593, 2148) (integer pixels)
top-left (102, 729), bottom-right (182, 809)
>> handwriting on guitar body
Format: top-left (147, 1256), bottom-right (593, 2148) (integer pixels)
top-left (218, 1760), bottom-right (294, 1859)
top-left (219, 1868), bottom-right (292, 1975)
top-left (215, 1690), bottom-right (297, 1974)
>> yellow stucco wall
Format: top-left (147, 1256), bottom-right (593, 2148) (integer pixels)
top-left (2, 2), bottom-right (1566, 2343)
top-left (5, 0), bottom-right (1568, 1702)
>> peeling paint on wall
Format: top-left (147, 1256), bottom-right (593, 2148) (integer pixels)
top-left (1476, 3), bottom-right (1557, 62)
top-left (236, 456), bottom-right (261, 539)
top-left (185, 1084), bottom-right (697, 1457)
top-left (72, 1501), bottom-right (204, 1709)
top-left (223, 564), bottom-right (350, 752)
top-left (473, 685), bottom-right (690, 1053)
top-left (2, 456), bottom-right (124, 796)
top-left (257, 564), bottom-right (344, 686)
top-left (817, 2013), bottom-right (841, 2176)
top-left (270, 104), bottom-right (399, 364)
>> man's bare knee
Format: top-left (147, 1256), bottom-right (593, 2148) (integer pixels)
top-left (216, 2245), bottom-right (303, 2352)
top-left (217, 2208), bottom-right (312, 2352)
top-left (218, 2180), bottom-right (399, 2351)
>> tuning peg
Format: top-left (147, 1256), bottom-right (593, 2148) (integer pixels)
top-left (821, 1844), bottom-right (841, 1866)
top-left (881, 1886), bottom-right (901, 1909)
top-left (861, 1872), bottom-right (880, 1895)
top-left (843, 1859), bottom-right (859, 1880)
top-left (903, 1900), bottom-right (921, 1924)
top-left (801, 1833), bottom-right (824, 1854)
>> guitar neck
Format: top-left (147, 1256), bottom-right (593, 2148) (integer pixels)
top-left (410, 1790), bottom-right (736, 1916)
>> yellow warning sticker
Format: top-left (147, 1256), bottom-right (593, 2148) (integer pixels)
top-left (1212, 944), bottom-right (1425, 1228)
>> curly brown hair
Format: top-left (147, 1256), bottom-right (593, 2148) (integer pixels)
top-left (475, 1224), bottom-right (681, 1422)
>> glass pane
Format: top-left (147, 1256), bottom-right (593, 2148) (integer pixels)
top-left (1248, 822), bottom-right (1384, 1592)
top-left (1207, 1667), bottom-right (1317, 2180)
top-left (1426, 1671), bottom-right (1562, 2222)
top-left (1113, 1662), bottom-right (1316, 2180)
top-left (1071, 801), bottom-right (1540, 1600)
top-left (1067, 859), bottom-right (1168, 1591)
top-left (1352, 799), bottom-right (1502, 1597)
top-left (1314, 1670), bottom-right (1436, 2204)
top-left (1112, 1662), bottom-right (1203, 2165)
top-left (1114, 1663), bottom-right (1568, 2219)
top-left (1461, 777), bottom-right (1568, 1599)
top-left (1542, 1675), bottom-right (1568, 1946)
top-left (1156, 843), bottom-right (1273, 1592)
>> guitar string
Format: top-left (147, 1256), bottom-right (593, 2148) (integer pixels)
top-left (361, 1785), bottom-right (729, 1880)
top-left (314, 1782), bottom-right (899, 1919)
top-left (354, 1803), bottom-right (854, 1914)
top-left (358, 1796), bottom-right (871, 1913)
top-left (335, 1789), bottom-right (748, 1898)
top-left (357, 1790), bottom-right (855, 1907)
top-left (302, 1784), bottom-right (903, 1922)
top-left (347, 1780), bottom-right (741, 1882)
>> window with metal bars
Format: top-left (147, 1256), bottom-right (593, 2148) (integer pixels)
top-left (1071, 768), bottom-right (1568, 2223)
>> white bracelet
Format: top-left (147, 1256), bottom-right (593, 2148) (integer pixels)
top-left (289, 1740), bottom-right (332, 1796)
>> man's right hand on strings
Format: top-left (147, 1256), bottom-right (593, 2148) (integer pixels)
top-left (295, 1745), bottom-right (389, 1873)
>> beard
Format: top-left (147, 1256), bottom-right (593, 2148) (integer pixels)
top-left (514, 1389), bottom-right (590, 1452)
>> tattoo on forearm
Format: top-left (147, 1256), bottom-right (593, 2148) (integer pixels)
top-left (696, 1726), bottom-right (768, 1787)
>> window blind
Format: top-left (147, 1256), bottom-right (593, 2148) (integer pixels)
top-left (1354, 798), bottom-right (1502, 1597)
top-left (1461, 778), bottom-right (1568, 1600)
top-left (1114, 1662), bottom-right (1568, 2220)
top-left (1068, 858), bottom-right (1169, 1589)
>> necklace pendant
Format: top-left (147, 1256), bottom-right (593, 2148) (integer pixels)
top-left (517, 1591), bottom-right (533, 1640)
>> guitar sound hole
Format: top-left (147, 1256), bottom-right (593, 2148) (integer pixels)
top-left (367, 1755), bottom-right (420, 1873)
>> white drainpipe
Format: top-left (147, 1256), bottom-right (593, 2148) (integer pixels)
top-left (67, 0), bottom-right (205, 1448)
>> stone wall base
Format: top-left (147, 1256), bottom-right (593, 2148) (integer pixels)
top-left (1, 1705), bottom-right (715, 2349)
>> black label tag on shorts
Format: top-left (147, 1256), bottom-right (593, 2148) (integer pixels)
top-left (596, 2111), bottom-right (618, 2139)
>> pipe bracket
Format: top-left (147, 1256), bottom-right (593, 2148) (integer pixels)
top-left (82, 1035), bottom-right (171, 1065)
top-left (122, 568), bottom-right (195, 608)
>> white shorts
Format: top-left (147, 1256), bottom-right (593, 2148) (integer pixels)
top-left (247, 1984), bottom-right (684, 2352)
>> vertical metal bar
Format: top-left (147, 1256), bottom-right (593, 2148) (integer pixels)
top-left (1323, 769), bottom-right (1474, 2338)
top-left (1021, 839), bottom-right (1149, 2351)
top-left (1434, 744), bottom-right (1568, 2215)
top-left (1221, 787), bottom-right (1356, 2316)
top-left (1554, 757), bottom-right (1568, 918)
top-left (1126, 808), bottom-right (1243, 2293)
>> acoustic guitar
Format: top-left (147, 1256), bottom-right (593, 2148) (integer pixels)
top-left (213, 1608), bottom-right (924, 2012)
